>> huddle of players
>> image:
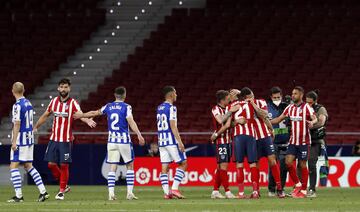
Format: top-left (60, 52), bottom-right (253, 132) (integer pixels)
top-left (7, 79), bottom-right (187, 202)
top-left (210, 86), bottom-right (317, 199)
top-left (7, 78), bottom-right (315, 202)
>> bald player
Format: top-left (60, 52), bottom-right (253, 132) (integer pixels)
top-left (7, 82), bottom-right (49, 203)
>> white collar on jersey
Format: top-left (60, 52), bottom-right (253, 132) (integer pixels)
top-left (164, 100), bottom-right (173, 105)
top-left (16, 96), bottom-right (25, 102)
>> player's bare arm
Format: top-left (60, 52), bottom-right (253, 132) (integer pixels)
top-left (234, 116), bottom-right (247, 125)
top-left (126, 115), bottom-right (145, 146)
top-left (211, 118), bottom-right (231, 142)
top-left (170, 119), bottom-right (185, 152)
top-left (34, 110), bottom-right (52, 132)
top-left (220, 104), bottom-right (241, 124)
top-left (74, 110), bottom-right (101, 119)
top-left (263, 117), bottom-right (275, 137)
top-left (11, 121), bottom-right (20, 151)
top-left (307, 114), bottom-right (318, 129)
top-left (249, 99), bottom-right (268, 119)
top-left (270, 113), bottom-right (286, 125)
top-left (312, 108), bottom-right (327, 128)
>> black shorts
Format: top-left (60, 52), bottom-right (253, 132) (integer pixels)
top-left (44, 140), bottom-right (72, 163)
top-left (216, 143), bottom-right (232, 164)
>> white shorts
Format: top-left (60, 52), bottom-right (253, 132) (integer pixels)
top-left (159, 145), bottom-right (187, 164)
top-left (10, 145), bottom-right (34, 163)
top-left (106, 143), bottom-right (134, 165)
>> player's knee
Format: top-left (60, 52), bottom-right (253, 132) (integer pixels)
top-left (161, 165), bottom-right (170, 173)
top-left (299, 160), bottom-right (307, 168)
top-left (179, 160), bottom-right (187, 170)
top-left (268, 157), bottom-right (277, 167)
top-left (126, 162), bottom-right (134, 170)
top-left (219, 163), bottom-right (228, 170)
top-left (249, 162), bottom-right (257, 168)
top-left (9, 162), bottom-right (18, 169)
top-left (236, 163), bottom-right (244, 168)
top-left (23, 163), bottom-right (32, 170)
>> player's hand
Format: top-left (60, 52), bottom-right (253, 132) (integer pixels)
top-left (236, 117), bottom-right (247, 125)
top-left (178, 142), bottom-right (185, 152)
top-left (229, 104), bottom-right (240, 113)
top-left (11, 143), bottom-right (18, 151)
top-left (33, 127), bottom-right (38, 133)
top-left (138, 135), bottom-right (145, 146)
top-left (230, 89), bottom-right (240, 98)
top-left (86, 118), bottom-right (97, 128)
top-left (210, 132), bottom-right (218, 143)
top-left (307, 120), bottom-right (314, 129)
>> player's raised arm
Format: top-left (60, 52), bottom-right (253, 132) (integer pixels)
top-left (249, 99), bottom-right (268, 119)
top-left (73, 109), bottom-right (102, 119)
top-left (34, 110), bottom-right (51, 132)
top-left (211, 118), bottom-right (231, 142)
top-left (270, 113), bottom-right (286, 125)
top-left (271, 104), bottom-right (290, 125)
top-left (71, 100), bottom-right (97, 128)
top-left (34, 98), bottom-right (55, 131)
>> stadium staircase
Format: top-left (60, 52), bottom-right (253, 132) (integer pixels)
top-left (76, 0), bottom-right (360, 145)
top-left (0, 0), bottom-right (206, 144)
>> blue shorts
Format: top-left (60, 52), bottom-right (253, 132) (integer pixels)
top-left (216, 143), bottom-right (232, 164)
top-left (286, 144), bottom-right (309, 161)
top-left (256, 136), bottom-right (275, 159)
top-left (233, 135), bottom-right (257, 163)
top-left (44, 141), bottom-right (72, 163)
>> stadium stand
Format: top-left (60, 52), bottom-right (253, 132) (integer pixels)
top-left (0, 0), bottom-right (106, 141)
top-left (0, 0), bottom-right (206, 144)
top-left (76, 0), bottom-right (360, 145)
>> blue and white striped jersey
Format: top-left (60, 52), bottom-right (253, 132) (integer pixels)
top-left (157, 102), bottom-right (177, 147)
top-left (12, 97), bottom-right (34, 146)
top-left (100, 101), bottom-right (132, 144)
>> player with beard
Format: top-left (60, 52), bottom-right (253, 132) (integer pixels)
top-left (271, 86), bottom-right (317, 198)
top-left (34, 78), bottom-right (96, 200)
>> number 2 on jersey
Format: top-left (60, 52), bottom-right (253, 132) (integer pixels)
top-left (157, 114), bottom-right (169, 131)
top-left (110, 113), bottom-right (120, 130)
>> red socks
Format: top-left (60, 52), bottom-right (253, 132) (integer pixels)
top-left (270, 164), bottom-right (282, 190)
top-left (48, 163), bottom-right (61, 181)
top-left (237, 167), bottom-right (244, 193)
top-left (301, 167), bottom-right (309, 190)
top-left (214, 169), bottom-right (230, 192)
top-left (60, 163), bottom-right (69, 193)
top-left (213, 169), bottom-right (221, 191)
top-left (219, 169), bottom-right (230, 192)
top-left (250, 167), bottom-right (259, 192)
top-left (286, 163), bottom-right (300, 184)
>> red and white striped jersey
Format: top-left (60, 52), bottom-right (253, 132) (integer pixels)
top-left (282, 102), bottom-right (315, 145)
top-left (230, 100), bottom-right (256, 138)
top-left (211, 105), bottom-right (231, 144)
top-left (46, 96), bottom-right (81, 142)
top-left (253, 99), bottom-right (271, 140)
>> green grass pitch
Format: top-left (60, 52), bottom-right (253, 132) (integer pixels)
top-left (0, 186), bottom-right (359, 211)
